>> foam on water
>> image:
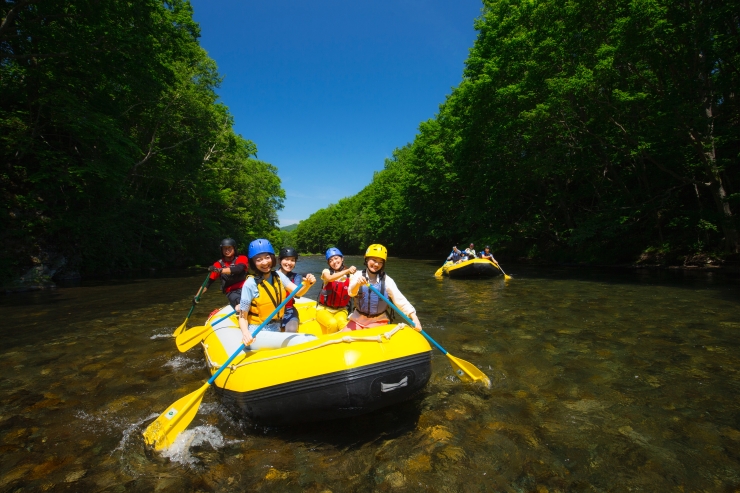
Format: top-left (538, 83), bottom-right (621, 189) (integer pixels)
top-left (112, 413), bottom-right (160, 455)
top-left (163, 355), bottom-right (204, 372)
top-left (150, 327), bottom-right (175, 339)
top-left (160, 425), bottom-right (242, 466)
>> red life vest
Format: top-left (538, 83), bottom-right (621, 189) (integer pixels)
top-left (283, 271), bottom-right (300, 309)
top-left (318, 269), bottom-right (350, 308)
top-left (215, 255), bottom-right (248, 293)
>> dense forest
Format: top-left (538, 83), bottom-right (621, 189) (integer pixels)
top-left (1, 0), bottom-right (285, 283)
top-left (294, 0), bottom-right (739, 264)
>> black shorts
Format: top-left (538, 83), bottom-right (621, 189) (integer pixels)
top-left (225, 289), bottom-right (242, 309)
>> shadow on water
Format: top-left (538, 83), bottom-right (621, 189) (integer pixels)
top-left (241, 396), bottom-right (425, 451)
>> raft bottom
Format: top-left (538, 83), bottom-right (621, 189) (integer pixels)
top-left (215, 351), bottom-right (432, 424)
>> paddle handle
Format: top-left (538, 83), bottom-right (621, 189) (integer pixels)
top-left (184, 273), bottom-right (212, 320)
top-left (365, 283), bottom-right (448, 356)
top-left (211, 310), bottom-right (236, 326)
top-left (206, 282), bottom-right (304, 385)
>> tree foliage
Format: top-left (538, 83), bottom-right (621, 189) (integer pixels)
top-left (1, 0), bottom-right (284, 279)
top-left (294, 0), bottom-right (739, 262)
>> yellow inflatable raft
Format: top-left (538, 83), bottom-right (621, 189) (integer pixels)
top-left (441, 258), bottom-right (501, 278)
top-left (198, 299), bottom-right (432, 424)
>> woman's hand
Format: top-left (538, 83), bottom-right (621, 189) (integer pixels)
top-left (242, 331), bottom-right (255, 346)
top-left (238, 311), bottom-right (254, 345)
top-left (304, 273), bottom-right (316, 284)
top-left (347, 265), bottom-right (357, 275)
top-left (410, 313), bottom-right (422, 332)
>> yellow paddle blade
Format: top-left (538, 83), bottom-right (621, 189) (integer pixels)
top-left (433, 267), bottom-right (444, 278)
top-left (175, 325), bottom-right (213, 352)
top-left (143, 382), bottom-right (210, 451)
top-left (446, 353), bottom-right (491, 388)
top-left (172, 319), bottom-right (188, 337)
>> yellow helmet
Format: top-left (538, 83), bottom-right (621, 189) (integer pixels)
top-left (364, 244), bottom-right (388, 261)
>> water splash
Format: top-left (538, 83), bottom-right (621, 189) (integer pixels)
top-left (112, 413), bottom-right (160, 455)
top-left (150, 333), bottom-right (173, 340)
top-left (163, 355), bottom-right (204, 372)
top-left (150, 327), bottom-right (175, 339)
top-left (160, 425), bottom-right (241, 466)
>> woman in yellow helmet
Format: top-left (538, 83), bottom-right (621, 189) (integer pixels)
top-left (344, 244), bottom-right (422, 332)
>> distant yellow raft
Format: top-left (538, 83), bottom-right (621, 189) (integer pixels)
top-left (440, 258), bottom-right (502, 278)
top-left (197, 299), bottom-right (432, 424)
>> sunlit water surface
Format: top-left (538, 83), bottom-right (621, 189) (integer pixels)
top-left (1, 258), bottom-right (739, 492)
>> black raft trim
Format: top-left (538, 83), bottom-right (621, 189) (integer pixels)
top-left (239, 351), bottom-right (432, 403)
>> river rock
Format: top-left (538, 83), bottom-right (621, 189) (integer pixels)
top-left (462, 344), bottom-right (485, 354)
top-left (384, 471), bottom-right (406, 488)
top-left (65, 470), bottom-right (86, 482)
top-left (264, 468), bottom-right (288, 480)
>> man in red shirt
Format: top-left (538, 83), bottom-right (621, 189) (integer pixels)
top-left (193, 238), bottom-right (248, 310)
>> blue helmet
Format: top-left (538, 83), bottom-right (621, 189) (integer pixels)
top-left (325, 247), bottom-right (343, 261)
top-left (248, 239), bottom-right (275, 258)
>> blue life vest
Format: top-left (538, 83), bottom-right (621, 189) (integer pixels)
top-left (354, 269), bottom-right (389, 318)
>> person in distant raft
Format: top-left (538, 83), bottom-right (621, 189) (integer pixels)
top-left (239, 239), bottom-right (314, 345)
top-left (193, 238), bottom-right (248, 311)
top-left (478, 245), bottom-right (498, 264)
top-left (277, 246), bottom-right (316, 332)
top-left (464, 243), bottom-right (476, 260)
top-left (345, 244), bottom-right (422, 332)
top-left (447, 246), bottom-right (464, 264)
top-left (316, 247), bottom-right (356, 333)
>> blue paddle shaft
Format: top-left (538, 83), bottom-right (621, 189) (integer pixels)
top-left (211, 310), bottom-right (236, 326)
top-left (365, 283), bottom-right (448, 356)
top-left (206, 282), bottom-right (304, 385)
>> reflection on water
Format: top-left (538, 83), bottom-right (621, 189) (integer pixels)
top-left (1, 259), bottom-right (739, 491)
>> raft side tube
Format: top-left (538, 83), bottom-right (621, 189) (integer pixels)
top-left (215, 351), bottom-right (432, 424)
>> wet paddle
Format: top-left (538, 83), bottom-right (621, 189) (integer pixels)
top-left (365, 283), bottom-right (491, 387)
top-left (490, 259), bottom-right (512, 280)
top-left (176, 309), bottom-right (238, 352)
top-left (173, 273), bottom-right (211, 337)
top-left (143, 283), bottom-right (304, 451)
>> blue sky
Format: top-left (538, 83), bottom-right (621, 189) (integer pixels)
top-left (189, 0), bottom-right (482, 226)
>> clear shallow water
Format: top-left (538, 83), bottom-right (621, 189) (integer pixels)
top-left (1, 259), bottom-right (739, 492)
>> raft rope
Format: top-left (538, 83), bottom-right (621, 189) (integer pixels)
top-left (203, 324), bottom-right (408, 372)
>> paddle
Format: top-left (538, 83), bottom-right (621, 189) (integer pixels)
top-left (176, 309), bottom-right (237, 353)
top-left (433, 251), bottom-right (455, 277)
top-left (365, 283), bottom-right (491, 387)
top-left (143, 282), bottom-right (304, 451)
top-left (173, 273), bottom-right (211, 337)
top-left (489, 259), bottom-right (512, 280)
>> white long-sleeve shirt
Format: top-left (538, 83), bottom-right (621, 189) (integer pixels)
top-left (347, 271), bottom-right (415, 325)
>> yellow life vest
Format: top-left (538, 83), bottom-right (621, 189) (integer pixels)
top-left (247, 273), bottom-right (285, 325)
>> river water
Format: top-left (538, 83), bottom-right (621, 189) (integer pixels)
top-left (1, 257), bottom-right (739, 492)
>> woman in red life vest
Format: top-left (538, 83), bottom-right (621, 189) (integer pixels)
top-left (316, 247), bottom-right (356, 333)
top-left (192, 238), bottom-right (248, 311)
top-left (345, 244), bottom-right (422, 332)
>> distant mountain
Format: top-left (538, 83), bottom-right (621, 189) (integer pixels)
top-left (281, 223), bottom-right (298, 232)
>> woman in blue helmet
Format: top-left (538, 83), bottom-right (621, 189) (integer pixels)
top-left (238, 239), bottom-right (316, 346)
top-left (316, 247), bottom-right (356, 333)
